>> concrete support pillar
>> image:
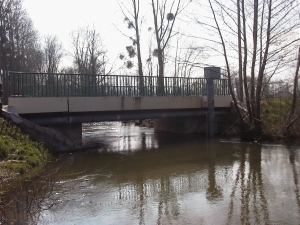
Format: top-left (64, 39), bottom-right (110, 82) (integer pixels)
top-left (206, 78), bottom-right (215, 137)
top-left (49, 123), bottom-right (83, 146)
top-left (204, 67), bottom-right (221, 137)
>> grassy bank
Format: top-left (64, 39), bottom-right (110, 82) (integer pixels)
top-left (0, 117), bottom-right (49, 183)
top-left (261, 98), bottom-right (300, 139)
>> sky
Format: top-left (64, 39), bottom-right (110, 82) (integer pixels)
top-left (21, 0), bottom-right (230, 77)
top-left (22, 0), bottom-right (135, 68)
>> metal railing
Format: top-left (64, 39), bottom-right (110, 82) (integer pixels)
top-left (7, 72), bottom-right (229, 97)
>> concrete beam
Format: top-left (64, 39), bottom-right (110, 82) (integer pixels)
top-left (9, 97), bottom-right (69, 114)
top-left (202, 96), bottom-right (232, 108)
top-left (68, 96), bottom-right (203, 112)
top-left (8, 96), bottom-right (231, 115)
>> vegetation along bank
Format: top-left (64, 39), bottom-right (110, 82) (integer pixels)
top-left (0, 117), bottom-right (49, 188)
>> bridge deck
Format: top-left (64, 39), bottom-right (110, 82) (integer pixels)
top-left (9, 96), bottom-right (232, 115)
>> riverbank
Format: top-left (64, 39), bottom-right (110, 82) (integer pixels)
top-left (0, 117), bottom-right (50, 188)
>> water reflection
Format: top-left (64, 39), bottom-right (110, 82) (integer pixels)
top-left (206, 141), bottom-right (223, 203)
top-left (287, 146), bottom-right (300, 215)
top-left (1, 122), bottom-right (300, 224)
top-left (226, 144), bottom-right (270, 225)
top-left (83, 122), bottom-right (158, 152)
top-left (0, 166), bottom-right (82, 224)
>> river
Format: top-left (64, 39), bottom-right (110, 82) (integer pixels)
top-left (1, 122), bottom-right (300, 224)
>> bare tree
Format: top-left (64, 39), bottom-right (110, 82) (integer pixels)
top-left (5, 0), bottom-right (43, 72)
top-left (150, 0), bottom-right (186, 88)
top-left (144, 35), bottom-right (155, 77)
top-left (173, 37), bottom-right (204, 78)
top-left (0, 0), bottom-right (12, 73)
top-left (70, 26), bottom-right (106, 75)
top-left (43, 35), bottom-right (63, 74)
top-left (286, 47), bottom-right (300, 136)
top-left (118, 0), bottom-right (145, 95)
top-left (204, 0), bottom-right (300, 140)
top-left (1, 0), bottom-right (43, 104)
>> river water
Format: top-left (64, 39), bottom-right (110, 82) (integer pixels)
top-left (2, 122), bottom-right (300, 224)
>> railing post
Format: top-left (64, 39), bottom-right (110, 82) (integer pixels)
top-left (204, 67), bottom-right (221, 138)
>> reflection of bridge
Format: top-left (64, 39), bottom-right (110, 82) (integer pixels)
top-left (1, 68), bottom-right (232, 150)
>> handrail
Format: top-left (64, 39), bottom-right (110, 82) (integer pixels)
top-left (7, 72), bottom-right (230, 97)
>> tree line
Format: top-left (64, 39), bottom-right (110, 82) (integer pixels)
top-left (203, 0), bottom-right (300, 140)
top-left (0, 0), bottom-right (199, 76)
top-left (0, 0), bottom-right (109, 75)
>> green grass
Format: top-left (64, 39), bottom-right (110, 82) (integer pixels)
top-left (261, 98), bottom-right (300, 138)
top-left (0, 118), bottom-right (49, 177)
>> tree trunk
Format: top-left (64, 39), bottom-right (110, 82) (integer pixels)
top-left (133, 0), bottom-right (144, 96)
top-left (254, 0), bottom-right (272, 139)
top-left (237, 0), bottom-right (243, 102)
top-left (286, 47), bottom-right (300, 136)
top-left (157, 47), bottom-right (164, 87)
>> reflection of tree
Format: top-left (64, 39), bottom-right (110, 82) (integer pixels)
top-left (115, 124), bottom-right (158, 151)
top-left (135, 173), bottom-right (146, 225)
top-left (227, 144), bottom-right (270, 225)
top-left (141, 132), bottom-right (146, 150)
top-left (116, 175), bottom-right (181, 225)
top-left (288, 147), bottom-right (300, 215)
top-left (157, 177), bottom-right (180, 225)
top-left (1, 167), bottom-right (83, 224)
top-left (118, 124), bottom-right (132, 151)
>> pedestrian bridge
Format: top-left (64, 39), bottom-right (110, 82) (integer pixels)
top-left (1, 70), bottom-right (232, 150)
top-left (3, 71), bottom-right (231, 124)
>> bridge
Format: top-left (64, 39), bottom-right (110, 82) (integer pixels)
top-left (0, 67), bottom-right (232, 151)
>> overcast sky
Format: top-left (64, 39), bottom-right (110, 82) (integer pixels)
top-left (23, 0), bottom-right (138, 67)
top-left (21, 0), bottom-right (224, 76)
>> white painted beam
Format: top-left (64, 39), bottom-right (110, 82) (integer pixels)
top-left (8, 96), bottom-right (231, 114)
